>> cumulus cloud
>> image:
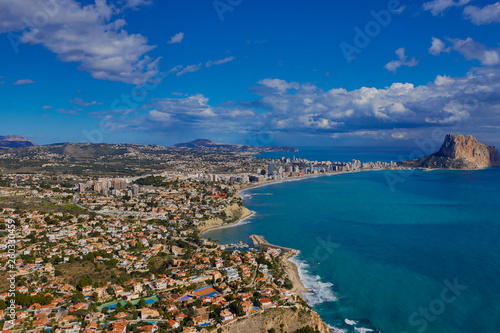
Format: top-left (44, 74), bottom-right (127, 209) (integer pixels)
top-left (167, 32), bottom-right (184, 44)
top-left (429, 37), bottom-right (450, 55)
top-left (142, 94), bottom-right (254, 132)
top-left (450, 38), bottom-right (500, 65)
top-left (463, 2), bottom-right (500, 25)
top-left (428, 37), bottom-right (500, 66)
top-left (0, 0), bottom-right (160, 85)
top-left (423, 0), bottom-right (471, 15)
top-left (13, 79), bottom-right (36, 85)
top-left (117, 68), bottom-right (499, 140)
top-left (384, 48), bottom-right (419, 73)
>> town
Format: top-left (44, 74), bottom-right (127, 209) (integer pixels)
top-left (0, 144), bottom-right (401, 333)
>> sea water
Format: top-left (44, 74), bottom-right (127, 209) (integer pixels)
top-left (204, 168), bottom-right (500, 333)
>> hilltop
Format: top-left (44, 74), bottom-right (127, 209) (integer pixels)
top-left (400, 134), bottom-right (500, 169)
top-left (172, 138), bottom-right (298, 153)
top-left (0, 135), bottom-right (37, 148)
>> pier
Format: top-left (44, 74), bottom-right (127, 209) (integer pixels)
top-left (249, 234), bottom-right (296, 252)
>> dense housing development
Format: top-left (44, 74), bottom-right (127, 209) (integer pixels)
top-left (0, 141), bottom-right (401, 333)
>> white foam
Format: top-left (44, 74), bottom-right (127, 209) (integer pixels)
top-left (289, 254), bottom-right (338, 306)
top-left (354, 328), bottom-right (374, 333)
top-left (345, 319), bottom-right (357, 326)
top-left (327, 324), bottom-right (348, 333)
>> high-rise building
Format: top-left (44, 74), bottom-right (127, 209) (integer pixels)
top-left (131, 184), bottom-right (140, 196)
top-left (268, 162), bottom-right (276, 176)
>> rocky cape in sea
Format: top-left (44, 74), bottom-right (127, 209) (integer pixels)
top-left (400, 134), bottom-right (500, 170)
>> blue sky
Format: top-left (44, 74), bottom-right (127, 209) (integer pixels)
top-left (1, 0), bottom-right (500, 147)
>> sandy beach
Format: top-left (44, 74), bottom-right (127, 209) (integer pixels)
top-left (198, 205), bottom-right (254, 234)
top-left (282, 250), bottom-right (308, 298)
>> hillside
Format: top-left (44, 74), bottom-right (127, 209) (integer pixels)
top-left (400, 134), bottom-right (500, 169)
top-left (220, 307), bottom-right (330, 333)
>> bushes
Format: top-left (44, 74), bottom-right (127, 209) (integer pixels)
top-left (293, 326), bottom-right (320, 333)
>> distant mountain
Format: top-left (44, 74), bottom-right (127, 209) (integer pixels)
top-left (0, 135), bottom-right (37, 148)
top-left (172, 139), bottom-right (299, 153)
top-left (400, 134), bottom-right (500, 169)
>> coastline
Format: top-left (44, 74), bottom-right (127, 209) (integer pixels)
top-left (282, 250), bottom-right (308, 299)
top-left (201, 168), bottom-right (397, 333)
top-left (198, 204), bottom-right (254, 235)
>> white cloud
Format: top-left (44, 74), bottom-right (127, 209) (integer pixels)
top-left (56, 108), bottom-right (81, 115)
top-left (167, 32), bottom-right (184, 44)
top-left (463, 2), bottom-right (500, 25)
top-left (121, 0), bottom-right (153, 9)
top-left (429, 37), bottom-right (450, 55)
top-left (148, 109), bottom-right (172, 123)
top-left (0, 0), bottom-right (159, 85)
top-left (257, 78), bottom-right (301, 92)
top-left (70, 97), bottom-right (103, 107)
top-left (434, 75), bottom-right (454, 86)
top-left (423, 0), bottom-right (471, 15)
top-left (170, 56), bottom-right (235, 77)
top-left (105, 58), bottom-right (500, 143)
top-left (206, 56), bottom-right (235, 67)
top-left (384, 48), bottom-right (419, 73)
top-left (429, 37), bottom-right (500, 66)
top-left (13, 79), bottom-right (36, 85)
top-left (176, 64), bottom-right (202, 77)
top-left (42, 106), bottom-right (52, 110)
top-left (450, 38), bottom-right (500, 65)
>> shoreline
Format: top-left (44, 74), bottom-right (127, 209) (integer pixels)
top-left (200, 172), bottom-right (352, 236)
top-left (200, 168), bottom-right (399, 333)
top-left (201, 171), bottom-right (367, 299)
top-left (282, 250), bottom-right (308, 299)
top-left (198, 205), bottom-right (254, 235)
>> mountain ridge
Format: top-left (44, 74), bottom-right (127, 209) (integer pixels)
top-left (171, 138), bottom-right (299, 153)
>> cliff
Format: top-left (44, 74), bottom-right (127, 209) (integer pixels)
top-left (400, 134), bottom-right (500, 170)
top-left (198, 203), bottom-right (252, 233)
top-left (220, 307), bottom-right (330, 333)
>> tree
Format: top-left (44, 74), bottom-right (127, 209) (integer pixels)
top-left (138, 299), bottom-right (146, 308)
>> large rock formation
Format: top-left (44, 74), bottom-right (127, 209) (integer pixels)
top-left (400, 134), bottom-right (500, 169)
top-left (220, 307), bottom-right (330, 333)
top-left (0, 135), bottom-right (37, 148)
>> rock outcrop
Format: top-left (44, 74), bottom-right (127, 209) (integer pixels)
top-left (220, 307), bottom-right (330, 333)
top-left (400, 134), bottom-right (500, 169)
top-left (198, 203), bottom-right (252, 233)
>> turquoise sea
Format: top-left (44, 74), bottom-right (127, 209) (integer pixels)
top-left (204, 148), bottom-right (500, 333)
